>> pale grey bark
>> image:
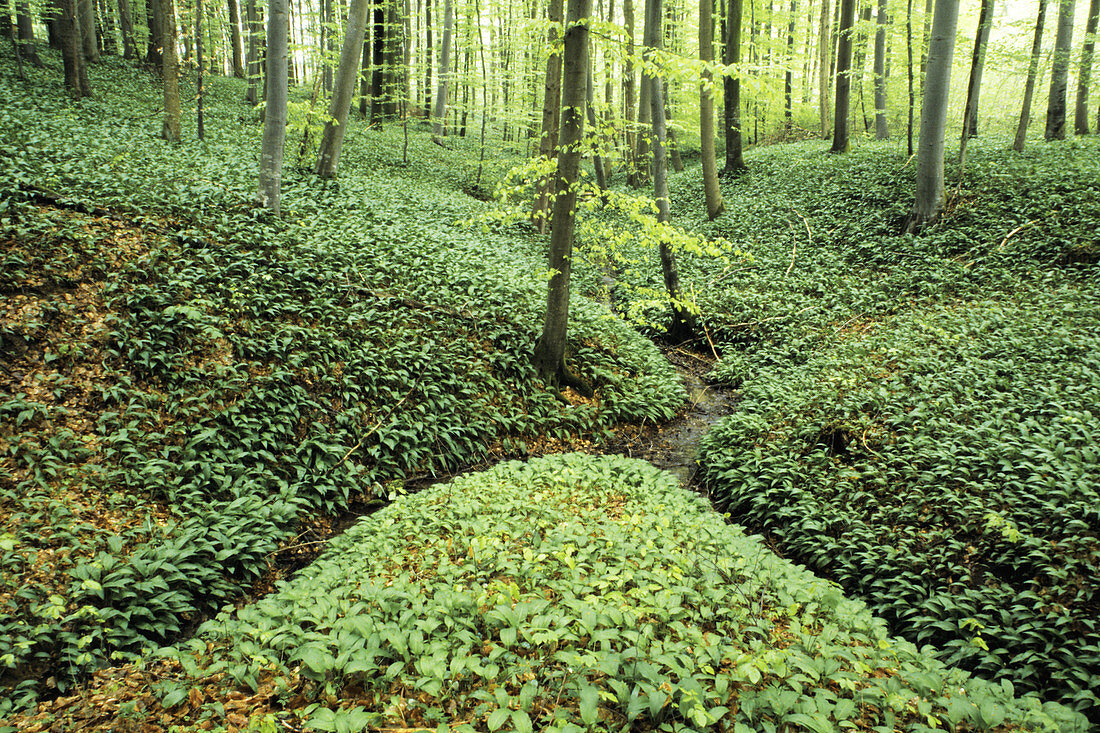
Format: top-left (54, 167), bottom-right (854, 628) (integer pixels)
top-left (700, 0), bottom-right (724, 219)
top-left (532, 0), bottom-right (563, 231)
top-left (960, 0), bottom-right (993, 144)
top-left (831, 0), bottom-right (856, 152)
top-left (724, 0), bottom-right (745, 171)
top-left (116, 0), bottom-right (135, 58)
top-left (873, 0), bottom-right (889, 138)
top-left (315, 0), bottom-right (371, 176)
top-left (431, 0), bottom-right (453, 141)
top-left (259, 0), bottom-right (288, 214)
top-left (245, 0), bottom-right (261, 103)
top-left (1045, 0), bottom-right (1076, 139)
top-left (532, 0), bottom-right (593, 393)
top-left (228, 0), bottom-right (245, 77)
top-left (819, 0), bottom-right (832, 135)
top-left (1074, 0), bottom-right (1099, 133)
top-left (907, 0), bottom-right (959, 231)
top-left (1014, 0), bottom-right (1047, 150)
top-left (78, 0), bottom-right (98, 60)
top-left (160, 0), bottom-right (180, 141)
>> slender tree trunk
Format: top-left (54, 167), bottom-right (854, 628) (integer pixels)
top-left (873, 0), bottom-right (888, 138)
top-left (15, 0), bottom-right (44, 66)
top-left (1014, 0), bottom-right (1047, 150)
top-left (245, 0), bottom-right (261, 102)
top-left (533, 0), bottom-right (593, 394)
top-left (79, 0), bottom-right (99, 60)
top-left (369, 0), bottom-right (385, 123)
top-left (831, 0), bottom-right (855, 151)
top-left (784, 0), bottom-right (798, 127)
top-left (700, 0), bottom-right (725, 218)
top-left (315, 0), bottom-right (370, 175)
top-left (645, 0), bottom-right (694, 340)
top-left (623, 0), bottom-right (638, 183)
top-left (1074, 0), bottom-right (1099, 133)
top-left (724, 0), bottom-right (746, 171)
top-left (59, 0), bottom-right (91, 96)
top-left (116, 0), bottom-right (135, 58)
top-left (1045, 0), bottom-right (1076, 139)
top-left (259, 0), bottom-right (288, 213)
top-left (960, 0), bottom-right (993, 145)
top-left (634, 0), bottom-right (654, 185)
top-left (359, 32), bottom-right (370, 115)
top-left (423, 0), bottom-right (432, 115)
top-left (818, 0), bottom-right (832, 135)
top-left (381, 0), bottom-right (399, 118)
top-left (533, 0), bottom-right (563, 231)
top-left (663, 1), bottom-right (684, 172)
top-left (906, 0), bottom-right (914, 154)
top-left (161, 0), bottom-right (181, 141)
top-left (907, 0), bottom-right (959, 231)
top-left (225, 0), bottom-right (244, 76)
top-left (431, 0), bottom-right (453, 140)
top-left (146, 0), bottom-right (162, 65)
top-left (196, 0), bottom-right (204, 139)
top-left (585, 58), bottom-right (608, 190)
top-left (855, 0), bottom-right (871, 129)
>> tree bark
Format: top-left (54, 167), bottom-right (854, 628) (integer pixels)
top-left (784, 0), bottom-right (798, 127)
top-left (423, 0), bottom-right (432, 116)
top-left (431, 0), bottom-right (453, 141)
top-left (79, 0), bottom-right (99, 60)
top-left (532, 0), bottom-right (593, 394)
top-left (245, 0), bottom-right (261, 103)
top-left (196, 0), bottom-right (204, 140)
top-left (623, 0), bottom-right (639, 184)
top-left (700, 0), bottom-right (725, 218)
top-left (146, 0), bottom-right (162, 66)
top-left (818, 0), bottom-right (832, 135)
top-left (227, 0), bottom-right (245, 76)
top-left (58, 0), bottom-right (91, 96)
top-left (646, 0), bottom-right (694, 341)
top-left (116, 0), bottom-right (135, 58)
top-left (161, 0), bottom-right (181, 141)
top-left (831, 0), bottom-right (856, 152)
top-left (259, 0), bottom-right (288, 214)
top-left (634, 0), bottom-right (653, 185)
top-left (1074, 0), bottom-right (1099, 133)
top-left (906, 0), bottom-right (914, 154)
top-left (1013, 0), bottom-right (1047, 150)
top-left (315, 0), bottom-right (370, 176)
top-left (359, 32), bottom-right (370, 115)
top-left (907, 0), bottom-right (959, 231)
top-left (960, 0), bottom-right (993, 143)
top-left (724, 0), bottom-right (746, 171)
top-left (369, 0), bottom-right (385, 123)
top-left (1045, 0), bottom-right (1076, 140)
top-left (15, 0), bottom-right (44, 66)
top-left (585, 58), bottom-right (608, 190)
top-left (873, 0), bottom-right (888, 138)
top-left (532, 0), bottom-right (563, 231)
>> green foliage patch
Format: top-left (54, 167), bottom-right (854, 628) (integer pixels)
top-left (136, 454), bottom-right (1082, 732)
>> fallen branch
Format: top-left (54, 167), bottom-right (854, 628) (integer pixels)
top-left (997, 222), bottom-right (1029, 251)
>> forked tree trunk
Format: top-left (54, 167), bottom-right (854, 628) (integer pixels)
top-left (431, 0), bottom-right (453, 141)
top-left (161, 0), bottom-right (181, 141)
top-left (1013, 0), bottom-right (1047, 150)
top-left (315, 0), bottom-right (371, 176)
top-left (906, 0), bottom-right (959, 232)
top-left (700, 0), bottom-right (725, 218)
top-left (116, 0), bottom-right (136, 58)
top-left (59, 0), bottom-right (91, 96)
top-left (724, 0), bottom-right (746, 172)
top-left (873, 0), bottom-right (888, 138)
top-left (1045, 0), bottom-right (1076, 140)
top-left (831, 0), bottom-right (856, 152)
top-left (532, 0), bottom-right (563, 231)
top-left (532, 0), bottom-right (594, 394)
top-left (1074, 0), bottom-right (1099, 133)
top-left (259, 0), bottom-right (288, 214)
top-left (646, 0), bottom-right (694, 341)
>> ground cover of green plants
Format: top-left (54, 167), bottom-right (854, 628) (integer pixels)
top-left (15, 454), bottom-right (1086, 732)
top-left (0, 55), bottom-right (683, 713)
top-left (631, 141), bottom-right (1100, 720)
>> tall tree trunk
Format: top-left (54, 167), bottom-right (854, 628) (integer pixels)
top-left (369, 0), bottom-right (385, 123)
top-left (585, 57), bottom-right (608, 190)
top-left (116, 0), bottom-right (135, 58)
top-left (1014, 0), bottom-right (1047, 150)
top-left (161, 0), bottom-right (180, 141)
top-left (196, 0), bottom-right (204, 139)
top-left (960, 0), bottom-right (993, 145)
top-left (831, 0), bottom-right (855, 152)
top-left (315, 0), bottom-right (370, 175)
top-left (431, 0), bottom-right (452, 140)
top-left (700, 0), bottom-right (725, 218)
top-left (855, 0), bottom-right (871, 129)
top-left (59, 0), bottom-right (91, 96)
top-left (873, 0), bottom-right (888, 138)
top-left (634, 0), bottom-right (654, 185)
top-left (146, 0), bottom-right (162, 66)
top-left (532, 0), bottom-right (593, 394)
top-left (623, 0), bottom-right (638, 183)
top-left (259, 0), bottom-right (288, 213)
top-left (226, 0), bottom-right (244, 76)
top-left (381, 0), bottom-right (399, 118)
top-left (907, 0), bottom-right (959, 231)
top-left (906, 0), bottom-right (914, 154)
top-left (532, 0), bottom-right (563, 231)
top-left (358, 32), bottom-right (370, 115)
top-left (15, 0), bottom-right (44, 66)
top-left (423, 0), bottom-right (432, 115)
top-left (818, 0), bottom-right (832, 135)
top-left (724, 0), bottom-right (746, 171)
top-left (784, 0), bottom-right (798, 127)
top-left (1045, 0), bottom-right (1076, 139)
top-left (245, 0), bottom-right (261, 102)
top-left (1074, 0), bottom-right (1099, 133)
top-left (663, 0), bottom-right (684, 172)
top-left (79, 0), bottom-right (99, 60)
top-left (646, 0), bottom-right (694, 341)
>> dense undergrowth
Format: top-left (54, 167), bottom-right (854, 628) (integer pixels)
top-left (0, 55), bottom-right (683, 712)
top-left (16, 455), bottom-right (1086, 732)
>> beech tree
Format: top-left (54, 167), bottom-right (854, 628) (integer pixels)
top-left (906, 0), bottom-right (960, 231)
top-left (532, 0), bottom-right (593, 393)
top-left (532, 0), bottom-right (564, 232)
top-left (873, 0), bottom-right (888, 139)
top-left (315, 0), bottom-right (371, 176)
top-left (1074, 0), bottom-right (1099, 134)
top-left (258, 0), bottom-right (289, 213)
top-left (724, 0), bottom-right (746, 172)
top-left (1014, 0), bottom-right (1047, 151)
top-left (1045, 0), bottom-right (1076, 140)
top-left (431, 0), bottom-right (454, 142)
top-left (830, 0), bottom-right (856, 152)
top-left (161, 0), bottom-right (182, 142)
top-left (699, 0), bottom-right (725, 218)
